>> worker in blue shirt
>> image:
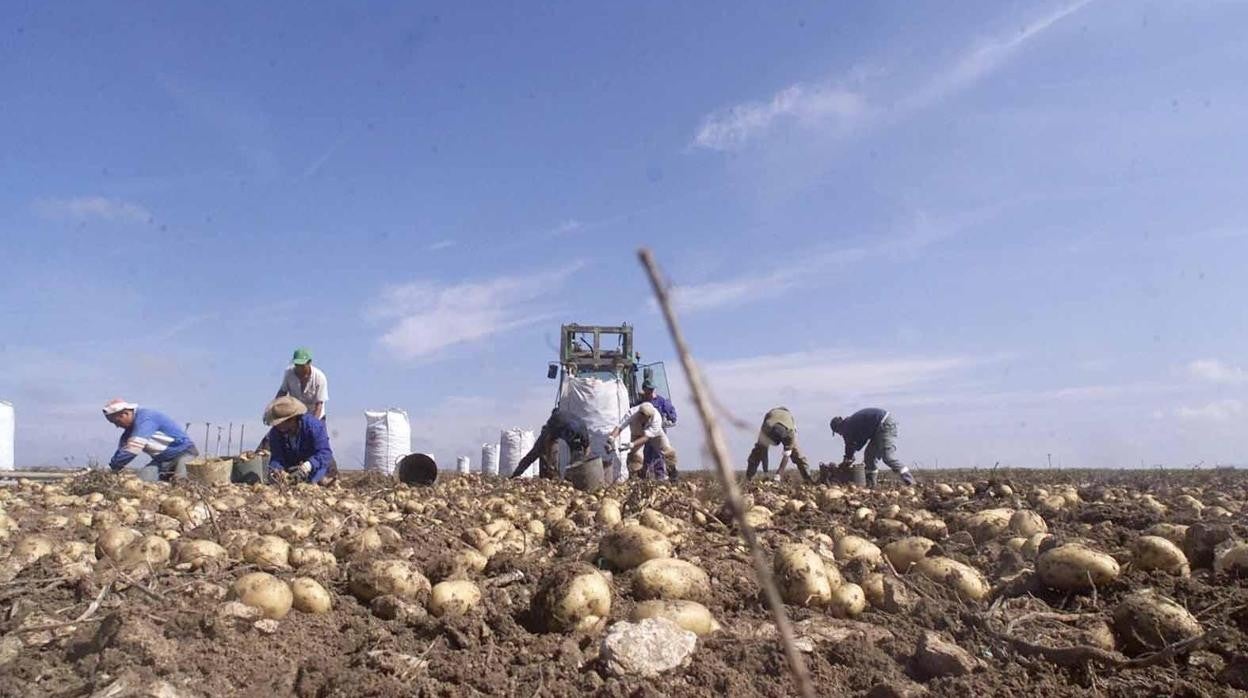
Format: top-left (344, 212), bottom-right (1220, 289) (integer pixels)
top-left (103, 398), bottom-right (198, 482)
top-left (263, 396), bottom-right (337, 485)
top-left (830, 408), bottom-right (916, 488)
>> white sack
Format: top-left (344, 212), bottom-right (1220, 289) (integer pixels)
top-left (363, 409), bottom-right (411, 475)
top-left (0, 401), bottom-right (12, 472)
top-left (557, 374), bottom-right (632, 483)
top-left (456, 455), bottom-right (471, 474)
top-left (481, 443), bottom-right (500, 476)
top-left (500, 428), bottom-right (537, 479)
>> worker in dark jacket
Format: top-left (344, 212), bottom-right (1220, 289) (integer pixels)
top-left (830, 408), bottom-right (915, 488)
top-left (746, 407), bottom-right (814, 483)
top-left (512, 408), bottom-right (590, 479)
top-left (263, 396), bottom-right (337, 485)
top-left (639, 380), bottom-right (678, 480)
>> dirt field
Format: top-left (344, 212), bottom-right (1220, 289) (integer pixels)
top-left (0, 467), bottom-right (1246, 697)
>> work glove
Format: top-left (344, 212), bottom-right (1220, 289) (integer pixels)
top-left (296, 461), bottom-right (312, 478)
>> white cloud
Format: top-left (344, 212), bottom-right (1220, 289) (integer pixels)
top-left (704, 351), bottom-right (975, 401)
top-left (692, 1), bottom-right (1094, 151)
top-left (427, 239), bottom-right (457, 251)
top-left (33, 196), bottom-right (151, 223)
top-left (550, 220), bottom-right (583, 236)
top-left (1186, 359), bottom-right (1248, 385)
top-left (693, 85), bottom-right (869, 151)
top-left (1174, 399), bottom-right (1244, 421)
top-left (371, 265), bottom-right (581, 361)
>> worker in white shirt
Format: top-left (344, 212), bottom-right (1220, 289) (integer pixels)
top-left (276, 347), bottom-right (328, 419)
top-left (609, 402), bottom-right (678, 480)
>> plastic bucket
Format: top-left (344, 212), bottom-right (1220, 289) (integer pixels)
top-left (566, 457), bottom-right (605, 492)
top-left (398, 453), bottom-right (438, 486)
top-left (232, 454), bottom-right (269, 485)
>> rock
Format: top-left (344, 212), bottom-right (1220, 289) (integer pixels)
top-left (913, 631), bottom-right (979, 679)
top-left (217, 601), bottom-right (262, 621)
top-left (878, 576), bottom-right (915, 613)
top-left (252, 619), bottom-right (281, 634)
top-left (370, 594), bottom-right (427, 622)
top-left (746, 617), bottom-right (894, 647)
top-left (0, 635), bottom-right (22, 665)
top-left (1219, 655), bottom-right (1248, 690)
top-left (600, 618), bottom-right (697, 678)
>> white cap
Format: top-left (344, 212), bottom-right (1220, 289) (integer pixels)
top-left (102, 398), bottom-right (138, 416)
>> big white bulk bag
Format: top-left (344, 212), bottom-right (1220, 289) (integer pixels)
top-left (456, 456), bottom-right (471, 474)
top-left (481, 443), bottom-right (500, 476)
top-left (0, 401), bottom-right (13, 471)
top-left (557, 375), bottom-right (631, 483)
top-left (363, 409), bottom-right (411, 475)
top-left (499, 428), bottom-right (537, 478)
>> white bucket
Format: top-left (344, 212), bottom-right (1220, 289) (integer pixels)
top-left (456, 455), bottom-right (471, 474)
top-left (481, 443), bottom-right (500, 476)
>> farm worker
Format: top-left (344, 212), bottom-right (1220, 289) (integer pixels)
top-left (511, 408), bottom-right (591, 479)
top-left (639, 379), bottom-right (677, 480)
top-left (102, 399), bottom-right (198, 482)
top-left (610, 401), bottom-right (678, 480)
top-left (746, 407), bottom-right (814, 483)
top-left (830, 408), bottom-right (915, 488)
top-left (275, 347), bottom-right (328, 419)
top-left (263, 396), bottom-right (337, 485)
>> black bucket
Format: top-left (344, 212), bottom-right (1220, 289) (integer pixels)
top-left (398, 453), bottom-right (438, 486)
top-left (827, 463), bottom-right (867, 487)
top-left (565, 457), bottom-right (606, 492)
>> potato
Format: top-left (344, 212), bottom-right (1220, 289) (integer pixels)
top-left (834, 535), bottom-right (883, 566)
top-left (532, 562), bottom-right (612, 632)
top-left (596, 499), bottom-right (622, 527)
top-left (272, 518), bottom-right (315, 541)
top-left (965, 508), bottom-right (1013, 543)
top-left (639, 509), bottom-right (679, 536)
top-left (872, 518), bottom-right (909, 538)
top-left (742, 505), bottom-right (773, 529)
top-left (1020, 533), bottom-right (1052, 560)
top-left (1037, 544), bottom-right (1120, 592)
top-left (348, 559), bottom-right (431, 604)
top-left (631, 600), bottom-right (719, 636)
top-left (1132, 536), bottom-right (1189, 576)
top-left (175, 539), bottom-right (227, 568)
top-left (828, 582), bottom-right (867, 618)
top-left (289, 547), bottom-right (338, 571)
top-left (1008, 510), bottom-right (1048, 537)
top-left (12, 534), bottom-right (55, 565)
top-left (860, 572), bottom-right (913, 613)
top-left (1111, 591), bottom-right (1201, 656)
top-left (232, 572), bottom-right (294, 619)
top-left (1145, 523), bottom-right (1188, 547)
top-left (1214, 542), bottom-right (1248, 577)
top-left (599, 526), bottom-right (672, 570)
top-left (632, 558), bottom-right (710, 601)
top-left (243, 535), bottom-right (291, 569)
top-left (883, 537), bottom-right (935, 573)
top-left (914, 557), bottom-right (989, 601)
top-left (774, 543), bottom-right (839, 607)
top-left (290, 577), bottom-right (332, 614)
top-left (118, 535), bottom-right (171, 569)
top-left (429, 580), bottom-right (482, 617)
top-left (913, 519), bottom-right (948, 541)
top-left (334, 527), bottom-right (384, 559)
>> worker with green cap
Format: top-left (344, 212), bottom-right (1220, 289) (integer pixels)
top-left (275, 347), bottom-right (328, 420)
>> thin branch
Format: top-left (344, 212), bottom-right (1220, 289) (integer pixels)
top-left (639, 249), bottom-right (815, 698)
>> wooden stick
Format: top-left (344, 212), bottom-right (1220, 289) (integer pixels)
top-left (638, 249), bottom-right (815, 698)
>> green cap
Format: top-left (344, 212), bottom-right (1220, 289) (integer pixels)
top-left (291, 347), bottom-right (313, 365)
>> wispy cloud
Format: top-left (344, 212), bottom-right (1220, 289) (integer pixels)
top-left (1174, 399), bottom-right (1244, 421)
top-left (371, 265), bottom-right (583, 361)
top-left (1186, 358), bottom-right (1248, 385)
top-left (550, 220), bottom-right (583, 236)
top-left (33, 196), bottom-right (151, 223)
top-left (427, 239), bottom-right (457, 252)
top-left (705, 351), bottom-right (975, 399)
top-left (693, 85), bottom-right (869, 151)
top-left (691, 1), bottom-right (1094, 151)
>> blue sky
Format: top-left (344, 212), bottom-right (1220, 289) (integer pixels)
top-left (3, 1), bottom-right (1247, 469)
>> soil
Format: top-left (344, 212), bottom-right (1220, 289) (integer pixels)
top-left (1, 468), bottom-right (1247, 697)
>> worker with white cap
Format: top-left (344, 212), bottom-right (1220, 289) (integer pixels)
top-left (102, 398), bottom-right (198, 482)
top-left (262, 396), bottom-right (337, 485)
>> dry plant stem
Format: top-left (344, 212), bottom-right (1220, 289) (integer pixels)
top-left (16, 581), bottom-right (112, 633)
top-left (638, 248), bottom-right (815, 698)
top-left (992, 627), bottom-right (1223, 669)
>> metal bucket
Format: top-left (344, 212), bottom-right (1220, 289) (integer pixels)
top-left (828, 463), bottom-right (867, 487)
top-left (398, 453), bottom-right (438, 486)
top-left (232, 454), bottom-right (269, 485)
top-left (187, 459), bottom-right (233, 485)
top-left (566, 457), bottom-right (605, 492)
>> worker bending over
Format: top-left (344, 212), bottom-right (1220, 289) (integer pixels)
top-left (103, 399), bottom-right (198, 482)
top-left (639, 379), bottom-right (677, 480)
top-left (263, 396), bottom-right (337, 485)
top-left (511, 408), bottom-right (590, 479)
top-left (830, 408), bottom-right (915, 487)
top-left (746, 407), bottom-right (814, 483)
top-left (611, 401), bottom-right (678, 480)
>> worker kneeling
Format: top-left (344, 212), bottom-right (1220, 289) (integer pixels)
top-left (746, 407), bottom-right (814, 483)
top-left (263, 396), bottom-right (337, 485)
top-left (611, 402), bottom-right (678, 480)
